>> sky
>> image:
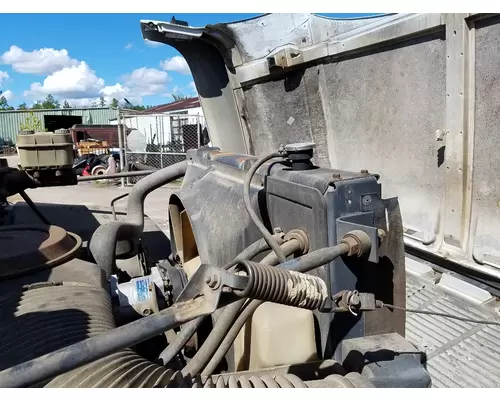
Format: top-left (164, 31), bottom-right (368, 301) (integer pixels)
top-left (0, 13), bottom-right (378, 108)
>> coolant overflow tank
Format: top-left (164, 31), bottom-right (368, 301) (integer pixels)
top-left (16, 129), bottom-right (77, 186)
top-left (17, 129), bottom-right (74, 170)
top-left (284, 141), bottom-right (316, 171)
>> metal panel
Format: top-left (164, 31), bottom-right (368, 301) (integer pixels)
top-left (406, 273), bottom-right (500, 388)
top-left (471, 16), bottom-right (500, 270)
top-left (0, 108), bottom-right (117, 145)
top-left (144, 13), bottom-right (500, 279)
top-left (323, 34), bottom-right (446, 248)
top-left (242, 33), bottom-right (447, 244)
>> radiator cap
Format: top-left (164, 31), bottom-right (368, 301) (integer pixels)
top-left (0, 225), bottom-right (82, 279)
top-left (284, 141), bottom-right (316, 171)
top-left (284, 141), bottom-right (316, 152)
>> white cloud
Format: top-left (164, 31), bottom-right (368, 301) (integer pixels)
top-left (160, 56), bottom-right (191, 75)
top-left (23, 56), bottom-right (171, 107)
top-left (60, 98), bottom-right (95, 108)
top-left (0, 45), bottom-right (78, 75)
top-left (26, 61), bottom-right (104, 99)
top-left (1, 89), bottom-right (14, 102)
top-left (67, 68), bottom-right (170, 106)
top-left (144, 39), bottom-right (163, 48)
top-left (121, 67), bottom-right (170, 97)
top-left (125, 43), bottom-right (133, 50)
top-left (0, 71), bottom-right (9, 86)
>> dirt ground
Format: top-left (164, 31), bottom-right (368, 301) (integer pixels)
top-left (4, 154), bottom-right (177, 235)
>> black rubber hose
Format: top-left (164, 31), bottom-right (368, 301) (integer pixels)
top-left (243, 152), bottom-right (287, 263)
top-left (201, 240), bottom-right (303, 376)
top-left (182, 238), bottom-right (302, 377)
top-left (279, 242), bottom-right (350, 273)
top-left (202, 299), bottom-right (262, 376)
top-left (19, 190), bottom-right (51, 225)
top-left (156, 236), bottom-right (281, 366)
top-left (201, 242), bottom-right (350, 376)
top-left (89, 161), bottom-right (188, 276)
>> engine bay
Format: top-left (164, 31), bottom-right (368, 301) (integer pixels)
top-left (0, 142), bottom-right (430, 388)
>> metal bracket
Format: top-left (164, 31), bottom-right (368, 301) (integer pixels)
top-left (336, 212), bottom-right (379, 263)
top-left (175, 264), bottom-right (249, 318)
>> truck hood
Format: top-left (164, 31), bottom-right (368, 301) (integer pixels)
top-left (140, 13), bottom-right (500, 284)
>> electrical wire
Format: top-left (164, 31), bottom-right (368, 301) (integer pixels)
top-left (380, 302), bottom-right (500, 326)
top-left (243, 151), bottom-right (287, 263)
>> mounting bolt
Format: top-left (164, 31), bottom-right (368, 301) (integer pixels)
top-left (206, 273), bottom-right (221, 290)
top-left (362, 195), bottom-right (372, 206)
top-left (142, 308), bottom-right (152, 316)
top-left (332, 173), bottom-right (341, 179)
top-left (360, 169), bottom-right (369, 175)
top-left (342, 230), bottom-right (372, 257)
top-left (273, 227), bottom-right (283, 234)
top-left (348, 290), bottom-right (360, 307)
top-left (377, 229), bottom-right (386, 243)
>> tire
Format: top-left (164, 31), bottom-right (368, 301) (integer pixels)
top-left (91, 165), bottom-right (106, 176)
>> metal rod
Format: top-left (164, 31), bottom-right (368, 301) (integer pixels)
top-left (197, 114), bottom-right (201, 148)
top-left (125, 151), bottom-right (187, 156)
top-left (77, 169), bottom-right (157, 182)
top-left (110, 192), bottom-right (130, 220)
top-left (0, 299), bottom-right (207, 388)
top-left (19, 190), bottom-right (51, 225)
top-left (116, 109), bottom-right (125, 188)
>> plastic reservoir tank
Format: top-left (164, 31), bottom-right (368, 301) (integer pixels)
top-left (16, 129), bottom-right (74, 170)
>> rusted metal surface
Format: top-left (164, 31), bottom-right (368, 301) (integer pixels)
top-left (0, 225), bottom-right (82, 279)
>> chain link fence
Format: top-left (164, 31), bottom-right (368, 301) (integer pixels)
top-left (118, 111), bottom-right (207, 185)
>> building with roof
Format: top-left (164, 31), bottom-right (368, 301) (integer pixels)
top-left (111, 97), bottom-right (204, 147)
top-left (0, 97), bottom-right (204, 150)
top-left (141, 97), bottom-right (201, 115)
top-left (0, 107), bottom-right (118, 146)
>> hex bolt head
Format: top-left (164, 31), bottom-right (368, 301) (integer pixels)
top-left (332, 173), bottom-right (341, 179)
top-left (360, 169), bottom-right (369, 175)
top-left (362, 195), bottom-right (372, 206)
top-left (342, 230), bottom-right (372, 257)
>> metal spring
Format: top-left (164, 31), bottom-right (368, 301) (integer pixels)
top-left (233, 261), bottom-right (328, 310)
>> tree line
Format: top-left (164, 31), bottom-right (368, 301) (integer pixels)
top-left (0, 92), bottom-right (190, 111)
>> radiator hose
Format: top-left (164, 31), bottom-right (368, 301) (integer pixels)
top-left (89, 161), bottom-right (188, 277)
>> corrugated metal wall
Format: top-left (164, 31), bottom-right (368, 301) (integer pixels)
top-left (0, 107), bottom-right (117, 144)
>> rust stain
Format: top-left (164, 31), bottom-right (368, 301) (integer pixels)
top-left (173, 296), bottom-right (207, 322)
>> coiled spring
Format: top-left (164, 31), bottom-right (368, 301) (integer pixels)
top-left (233, 261), bottom-right (328, 310)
